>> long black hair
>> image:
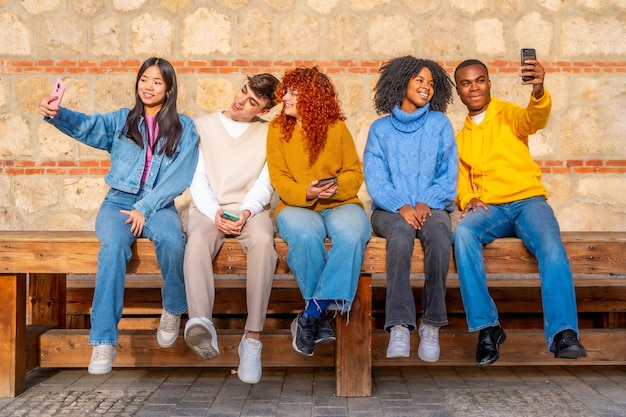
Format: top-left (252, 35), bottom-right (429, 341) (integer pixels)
top-left (373, 56), bottom-right (454, 115)
top-left (124, 57), bottom-right (182, 158)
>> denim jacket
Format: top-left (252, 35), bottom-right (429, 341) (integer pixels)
top-left (46, 107), bottom-right (199, 219)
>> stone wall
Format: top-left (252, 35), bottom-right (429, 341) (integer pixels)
top-left (1, 0), bottom-right (625, 231)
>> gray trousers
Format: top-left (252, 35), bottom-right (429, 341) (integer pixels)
top-left (184, 208), bottom-right (278, 332)
top-left (371, 209), bottom-right (451, 332)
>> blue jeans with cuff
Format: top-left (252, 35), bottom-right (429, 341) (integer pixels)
top-left (452, 196), bottom-right (579, 351)
top-left (276, 203), bottom-right (371, 312)
top-left (89, 188), bottom-right (187, 346)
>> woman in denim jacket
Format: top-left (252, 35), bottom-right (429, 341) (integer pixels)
top-left (38, 57), bottom-right (199, 375)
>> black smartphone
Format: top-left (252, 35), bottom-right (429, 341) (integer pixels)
top-left (316, 176), bottom-right (338, 187)
top-left (521, 48), bottom-right (536, 82)
top-left (221, 210), bottom-right (239, 221)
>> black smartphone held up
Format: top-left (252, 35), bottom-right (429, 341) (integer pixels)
top-left (221, 210), bottom-right (239, 222)
top-left (316, 176), bottom-right (338, 187)
top-left (521, 48), bottom-right (536, 82)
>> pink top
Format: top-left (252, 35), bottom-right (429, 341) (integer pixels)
top-left (141, 115), bottom-right (159, 183)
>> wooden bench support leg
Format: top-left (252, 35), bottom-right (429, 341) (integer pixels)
top-left (335, 274), bottom-right (372, 397)
top-left (28, 273), bottom-right (67, 328)
top-left (0, 273), bottom-right (27, 398)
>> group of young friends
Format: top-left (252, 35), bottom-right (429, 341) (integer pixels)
top-left (37, 54), bottom-right (587, 385)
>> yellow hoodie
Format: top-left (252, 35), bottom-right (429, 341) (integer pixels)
top-left (455, 91), bottom-right (552, 211)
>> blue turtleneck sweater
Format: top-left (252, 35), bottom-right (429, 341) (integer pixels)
top-left (363, 103), bottom-right (458, 212)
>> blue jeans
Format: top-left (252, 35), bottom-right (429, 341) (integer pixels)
top-left (276, 204), bottom-right (371, 311)
top-left (452, 196), bottom-right (579, 351)
top-left (372, 209), bottom-right (450, 331)
top-left (89, 188), bottom-right (188, 345)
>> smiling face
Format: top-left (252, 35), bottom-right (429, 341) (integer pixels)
top-left (455, 64), bottom-right (492, 116)
top-left (400, 66), bottom-right (434, 113)
top-left (137, 65), bottom-right (167, 116)
top-left (224, 82), bottom-right (269, 122)
top-left (281, 87), bottom-right (299, 120)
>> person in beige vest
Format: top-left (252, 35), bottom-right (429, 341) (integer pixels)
top-left (183, 73), bottom-right (279, 384)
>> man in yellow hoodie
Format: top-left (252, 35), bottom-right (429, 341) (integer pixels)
top-left (452, 58), bottom-right (587, 367)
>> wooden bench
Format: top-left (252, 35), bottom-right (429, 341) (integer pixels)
top-left (1, 231), bottom-right (625, 398)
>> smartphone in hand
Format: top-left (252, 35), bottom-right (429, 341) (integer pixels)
top-left (521, 48), bottom-right (536, 82)
top-left (221, 210), bottom-right (239, 222)
top-left (316, 176), bottom-right (338, 187)
top-left (49, 78), bottom-right (66, 109)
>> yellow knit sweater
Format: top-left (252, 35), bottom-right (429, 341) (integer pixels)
top-left (267, 120), bottom-right (364, 216)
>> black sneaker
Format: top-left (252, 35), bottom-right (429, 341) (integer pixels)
top-left (315, 311), bottom-right (336, 345)
top-left (290, 312), bottom-right (316, 356)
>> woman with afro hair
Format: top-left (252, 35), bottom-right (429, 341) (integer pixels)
top-left (266, 67), bottom-right (371, 357)
top-left (363, 56), bottom-right (458, 362)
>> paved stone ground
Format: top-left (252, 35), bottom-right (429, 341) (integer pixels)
top-left (1, 366), bottom-right (624, 417)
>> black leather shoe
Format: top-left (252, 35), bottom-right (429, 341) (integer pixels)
top-left (553, 329), bottom-right (587, 359)
top-left (476, 325), bottom-right (506, 367)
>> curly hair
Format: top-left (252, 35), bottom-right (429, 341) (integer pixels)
top-left (373, 56), bottom-right (454, 115)
top-left (272, 67), bottom-right (345, 165)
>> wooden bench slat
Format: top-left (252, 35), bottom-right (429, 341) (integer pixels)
top-left (371, 329), bottom-right (626, 366)
top-left (39, 328), bottom-right (626, 369)
top-left (4, 232), bottom-right (626, 275)
top-left (39, 329), bottom-right (334, 368)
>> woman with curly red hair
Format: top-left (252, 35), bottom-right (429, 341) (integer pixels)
top-left (267, 67), bottom-right (371, 356)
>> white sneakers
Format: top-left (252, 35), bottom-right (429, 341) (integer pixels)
top-left (157, 310), bottom-right (181, 348)
top-left (386, 325), bottom-right (410, 358)
top-left (184, 317), bottom-right (219, 360)
top-left (386, 323), bottom-right (441, 362)
top-left (418, 322), bottom-right (440, 362)
top-left (237, 335), bottom-right (263, 384)
top-left (88, 344), bottom-right (117, 375)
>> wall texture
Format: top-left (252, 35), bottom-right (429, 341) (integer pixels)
top-left (1, 0), bottom-right (625, 231)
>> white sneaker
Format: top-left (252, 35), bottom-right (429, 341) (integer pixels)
top-left (386, 325), bottom-right (410, 358)
top-left (418, 322), bottom-right (440, 362)
top-left (237, 335), bottom-right (263, 384)
top-left (157, 310), bottom-right (181, 348)
top-left (88, 344), bottom-right (116, 375)
top-left (184, 317), bottom-right (219, 360)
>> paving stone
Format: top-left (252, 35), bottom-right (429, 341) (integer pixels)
top-left (0, 366), bottom-right (625, 417)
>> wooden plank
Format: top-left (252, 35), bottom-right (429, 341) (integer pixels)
top-left (371, 328), bottom-right (626, 366)
top-left (26, 325), bottom-right (54, 373)
top-left (3, 231), bottom-right (626, 276)
top-left (335, 275), bottom-right (372, 397)
top-left (39, 328), bottom-right (626, 370)
top-left (0, 273), bottom-right (26, 398)
top-left (361, 232), bottom-right (626, 275)
top-left (39, 329), bottom-right (334, 368)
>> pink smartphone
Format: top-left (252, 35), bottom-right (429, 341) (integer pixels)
top-left (49, 78), bottom-right (66, 109)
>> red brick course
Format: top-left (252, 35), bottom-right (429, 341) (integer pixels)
top-left (2, 59), bottom-right (624, 176)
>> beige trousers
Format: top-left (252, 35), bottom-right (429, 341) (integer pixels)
top-left (184, 208), bottom-right (277, 332)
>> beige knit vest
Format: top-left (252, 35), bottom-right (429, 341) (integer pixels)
top-left (193, 112), bottom-right (269, 211)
